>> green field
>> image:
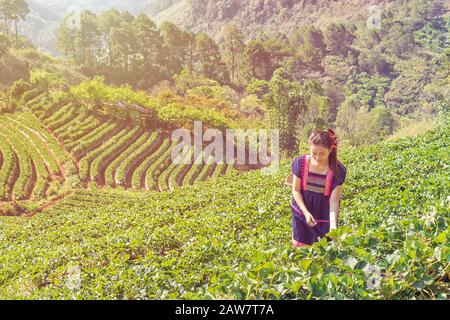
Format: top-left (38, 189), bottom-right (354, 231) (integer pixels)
top-left (0, 92), bottom-right (236, 215)
top-left (0, 123), bottom-right (448, 299)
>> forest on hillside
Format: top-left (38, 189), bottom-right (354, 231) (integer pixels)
top-left (1, 0), bottom-right (448, 155)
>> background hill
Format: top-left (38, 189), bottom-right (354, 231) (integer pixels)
top-left (154, 0), bottom-right (386, 41)
top-left (22, 0), bottom-right (450, 54)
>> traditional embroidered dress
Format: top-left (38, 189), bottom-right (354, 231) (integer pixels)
top-left (291, 154), bottom-right (347, 247)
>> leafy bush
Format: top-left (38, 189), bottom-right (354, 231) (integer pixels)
top-left (29, 68), bottom-right (67, 93)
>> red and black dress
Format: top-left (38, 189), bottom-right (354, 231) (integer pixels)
top-left (291, 154), bottom-right (347, 246)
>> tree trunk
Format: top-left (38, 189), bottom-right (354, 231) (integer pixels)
top-left (108, 34), bottom-right (113, 66)
top-left (189, 46), bottom-right (193, 73)
top-left (231, 50), bottom-right (235, 82)
top-left (3, 15), bottom-right (9, 45)
top-left (14, 19), bottom-right (18, 47)
top-left (124, 47), bottom-right (129, 72)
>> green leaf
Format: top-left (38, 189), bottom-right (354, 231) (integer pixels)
top-left (434, 231), bottom-right (447, 244)
top-left (300, 259), bottom-right (312, 272)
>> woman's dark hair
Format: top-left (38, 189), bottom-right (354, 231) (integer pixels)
top-left (308, 128), bottom-right (342, 182)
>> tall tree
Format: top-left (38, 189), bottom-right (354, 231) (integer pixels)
top-left (195, 32), bottom-right (229, 83)
top-left (290, 26), bottom-right (325, 71)
top-left (0, 33), bottom-right (7, 57)
top-left (160, 21), bottom-right (188, 77)
top-left (56, 10), bottom-right (100, 67)
top-left (242, 38), bottom-right (291, 81)
top-left (183, 30), bottom-right (196, 73)
top-left (80, 10), bottom-right (100, 67)
top-left (263, 68), bottom-right (322, 155)
top-left (56, 13), bottom-right (81, 63)
top-left (115, 11), bottom-right (136, 73)
top-left (385, 56), bottom-right (431, 115)
top-left (323, 23), bottom-right (355, 57)
top-left (133, 13), bottom-right (163, 87)
top-left (223, 24), bottom-right (245, 83)
top-left (9, 0), bottom-right (29, 46)
top-left (242, 40), bottom-right (271, 80)
top-left (99, 8), bottom-right (121, 67)
top-left (0, 0), bottom-right (13, 45)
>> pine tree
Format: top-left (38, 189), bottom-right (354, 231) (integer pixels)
top-left (133, 13), bottom-right (163, 87)
top-left (0, 0), bottom-right (13, 45)
top-left (223, 24), bottom-right (245, 83)
top-left (99, 8), bottom-right (121, 67)
top-left (9, 0), bottom-right (29, 47)
top-left (160, 21), bottom-right (187, 78)
top-left (195, 32), bottom-right (229, 83)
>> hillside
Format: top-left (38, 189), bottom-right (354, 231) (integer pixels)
top-left (0, 122), bottom-right (448, 299)
top-left (22, 0), bottom-right (448, 53)
top-left (20, 0), bottom-right (377, 52)
top-left (23, 0), bottom-right (388, 47)
top-left (154, 0), bottom-right (388, 41)
top-left (0, 44), bottom-right (86, 88)
top-left (0, 84), bottom-right (241, 216)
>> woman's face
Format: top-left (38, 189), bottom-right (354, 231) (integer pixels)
top-left (309, 144), bottom-right (331, 165)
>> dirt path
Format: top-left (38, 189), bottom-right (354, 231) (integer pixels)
top-left (176, 161), bottom-right (194, 187)
top-left (26, 159), bottom-right (37, 200)
top-left (23, 190), bottom-right (75, 218)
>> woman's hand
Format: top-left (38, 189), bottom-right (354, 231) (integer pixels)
top-left (305, 212), bottom-right (317, 227)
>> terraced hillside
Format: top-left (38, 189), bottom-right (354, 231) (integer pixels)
top-left (0, 122), bottom-right (448, 299)
top-left (29, 93), bottom-right (235, 189)
top-left (0, 93), bottom-right (238, 214)
top-left (0, 111), bottom-right (76, 210)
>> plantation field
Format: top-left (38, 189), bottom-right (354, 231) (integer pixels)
top-left (0, 111), bottom-right (76, 211)
top-left (0, 123), bottom-right (448, 299)
top-left (0, 93), bottom-right (236, 214)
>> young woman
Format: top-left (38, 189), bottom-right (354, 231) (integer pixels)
top-left (291, 128), bottom-right (347, 247)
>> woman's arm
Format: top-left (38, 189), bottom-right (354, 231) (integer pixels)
top-left (292, 174), bottom-right (316, 226)
top-left (329, 185), bottom-right (343, 230)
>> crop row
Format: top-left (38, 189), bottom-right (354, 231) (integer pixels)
top-left (12, 112), bottom-right (77, 177)
top-left (78, 128), bottom-right (130, 182)
top-left (0, 135), bottom-right (17, 200)
top-left (0, 129), bottom-right (34, 201)
top-left (2, 119), bottom-right (50, 199)
top-left (90, 127), bottom-right (142, 185)
top-left (107, 131), bottom-right (158, 187)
